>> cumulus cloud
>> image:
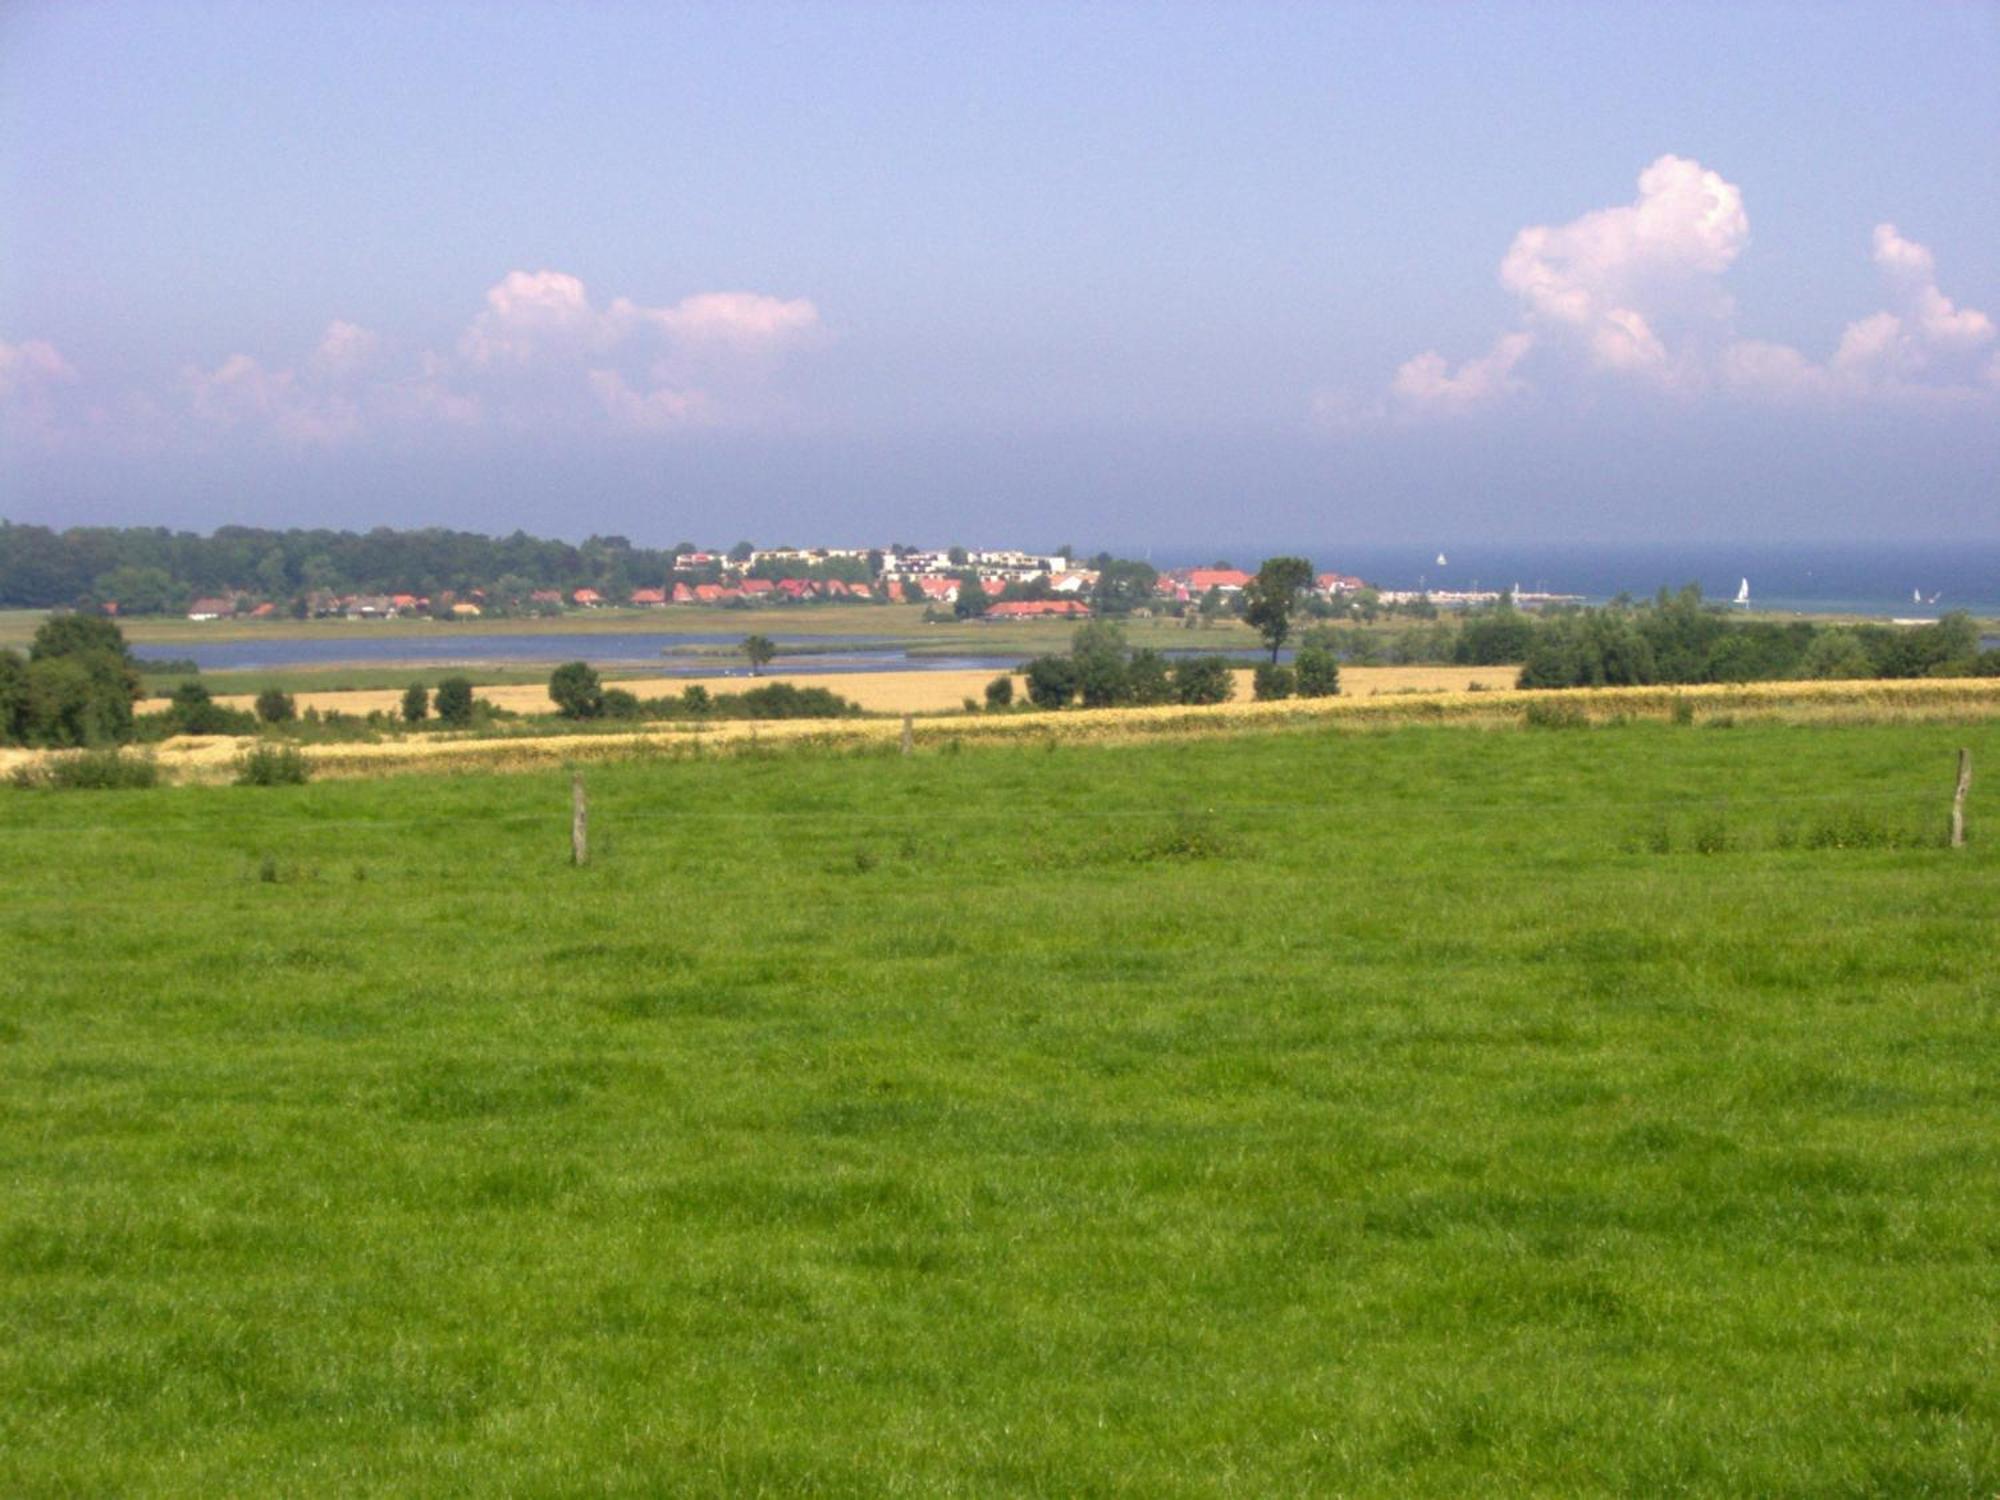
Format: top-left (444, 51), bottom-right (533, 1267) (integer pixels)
top-left (0, 337), bottom-right (82, 443)
top-left (168, 272), bottom-right (821, 445)
top-left (1357, 156), bottom-right (1995, 423)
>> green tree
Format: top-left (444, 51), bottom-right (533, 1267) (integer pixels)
top-left (549, 661), bottom-right (605, 719)
top-left (30, 614), bottom-right (133, 663)
top-left (1243, 556), bottom-right (1313, 662)
top-left (1171, 656), bottom-right (1233, 705)
top-left (947, 545), bottom-right (969, 566)
top-left (434, 676), bottom-right (475, 726)
top-left (92, 565), bottom-right (181, 616)
top-left (21, 616), bottom-right (142, 745)
top-left (1070, 621), bottom-right (1130, 707)
top-left (728, 540), bottom-right (755, 563)
top-left (1023, 654), bottom-right (1079, 709)
top-left (1293, 645), bottom-right (1341, 697)
top-left (952, 573), bottom-right (990, 619)
top-left (1795, 630), bottom-right (1874, 681)
top-left (1089, 557), bottom-right (1159, 615)
top-left (401, 683), bottom-right (430, 723)
top-left (25, 655), bottom-right (139, 746)
top-left (984, 674), bottom-right (1015, 709)
top-left (742, 634), bottom-right (777, 676)
top-left (0, 649), bottom-right (29, 744)
top-left (1253, 663), bottom-right (1296, 701)
top-left (1126, 649), bottom-right (1174, 705)
top-left (254, 687), bottom-right (297, 723)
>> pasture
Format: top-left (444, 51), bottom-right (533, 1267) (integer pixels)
top-left (2, 715), bottom-right (1996, 1493)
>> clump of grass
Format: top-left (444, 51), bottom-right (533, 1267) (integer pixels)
top-left (9, 749), bottom-right (160, 790)
top-left (1523, 698), bottom-right (1589, 729)
top-left (234, 745), bottom-right (312, 786)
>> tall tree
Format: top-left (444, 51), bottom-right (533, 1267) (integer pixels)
top-left (1243, 556), bottom-right (1313, 663)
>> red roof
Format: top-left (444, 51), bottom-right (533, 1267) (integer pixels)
top-left (630, 587), bottom-right (667, 605)
top-left (740, 578), bottom-right (777, 595)
top-left (671, 582), bottom-right (697, 602)
top-left (572, 588), bottom-right (603, 604)
top-left (1186, 568), bottom-right (1252, 592)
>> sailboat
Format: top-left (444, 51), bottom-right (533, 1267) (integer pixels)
top-left (1734, 578), bottom-right (1750, 608)
top-left (1435, 552), bottom-right (1448, 567)
top-left (1914, 588), bottom-right (1924, 604)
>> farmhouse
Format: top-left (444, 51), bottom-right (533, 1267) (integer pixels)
top-left (630, 587), bottom-right (667, 608)
top-left (572, 588), bottom-right (604, 607)
top-left (186, 597), bottom-right (234, 621)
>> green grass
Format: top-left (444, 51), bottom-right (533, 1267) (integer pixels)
top-left (2, 718), bottom-right (1996, 1494)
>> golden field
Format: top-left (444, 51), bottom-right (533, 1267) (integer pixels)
top-left (12, 674), bottom-right (1996, 785)
top-left (179, 663), bottom-right (1524, 718)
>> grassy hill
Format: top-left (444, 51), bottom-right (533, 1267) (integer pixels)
top-left (3, 717), bottom-right (1995, 1493)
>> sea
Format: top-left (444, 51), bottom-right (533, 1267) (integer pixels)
top-left (1159, 540), bottom-right (2000, 620)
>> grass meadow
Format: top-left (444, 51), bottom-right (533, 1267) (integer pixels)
top-left (3, 716), bottom-right (1997, 1494)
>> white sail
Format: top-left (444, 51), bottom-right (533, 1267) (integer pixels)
top-left (1734, 578), bottom-right (1750, 606)
top-left (1914, 588), bottom-right (1923, 603)
top-left (1435, 552), bottom-right (1447, 566)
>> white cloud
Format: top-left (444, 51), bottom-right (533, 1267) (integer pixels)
top-left (0, 337), bottom-right (82, 444)
top-left (165, 271), bottom-right (821, 445)
top-left (0, 337), bottom-right (78, 396)
top-left (1390, 332), bottom-right (1533, 410)
top-left (1354, 159), bottom-right (1996, 423)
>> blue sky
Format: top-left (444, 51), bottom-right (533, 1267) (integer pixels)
top-left (3, 2), bottom-right (1996, 550)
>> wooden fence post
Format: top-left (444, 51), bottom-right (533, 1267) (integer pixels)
top-left (571, 772), bottom-right (589, 866)
top-left (1950, 748), bottom-right (1971, 848)
top-left (901, 713), bottom-right (914, 756)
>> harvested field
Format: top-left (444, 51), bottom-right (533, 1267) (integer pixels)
top-left (24, 674), bottom-right (2000, 785)
top-left (177, 663), bottom-right (1524, 719)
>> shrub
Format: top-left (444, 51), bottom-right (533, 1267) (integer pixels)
top-left (1126, 649), bottom-right (1175, 706)
top-left (165, 680), bottom-right (257, 736)
top-left (1024, 655), bottom-right (1079, 710)
top-left (1171, 656), bottom-right (1233, 705)
top-left (11, 749), bottom-right (159, 790)
top-left (984, 674), bottom-right (1015, 709)
top-left (1253, 663), bottom-right (1296, 701)
top-left (401, 683), bottom-right (429, 723)
top-left (601, 688), bottom-right (644, 719)
top-left (1293, 645), bottom-right (1340, 698)
top-left (549, 661), bottom-right (604, 719)
top-left (434, 676), bottom-right (475, 726)
top-left (254, 687), bottom-right (297, 723)
top-left (1523, 698), bottom-right (1589, 729)
top-left (234, 745), bottom-right (312, 785)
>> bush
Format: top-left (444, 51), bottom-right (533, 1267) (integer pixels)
top-left (11, 749), bottom-right (159, 790)
top-left (234, 745), bottom-right (312, 785)
top-left (1523, 698), bottom-right (1589, 729)
top-left (254, 687), bottom-right (297, 723)
top-left (601, 688), bottom-right (644, 719)
top-left (401, 683), bottom-right (429, 723)
top-left (434, 676), bottom-right (475, 726)
top-left (1171, 656), bottom-right (1233, 705)
top-left (1293, 645), bottom-right (1340, 698)
top-left (166, 680), bottom-right (258, 736)
top-left (549, 661), bottom-right (604, 719)
top-left (984, 674), bottom-right (1015, 709)
top-left (1253, 663), bottom-right (1296, 701)
top-left (1024, 655), bottom-right (1079, 710)
top-left (1126, 649), bottom-right (1175, 706)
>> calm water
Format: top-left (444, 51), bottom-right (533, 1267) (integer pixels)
top-left (1176, 540), bottom-right (2000, 618)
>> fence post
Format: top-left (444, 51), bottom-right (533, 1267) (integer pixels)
top-left (901, 713), bottom-right (914, 756)
top-left (1950, 748), bottom-right (1971, 848)
top-left (571, 772), bottom-right (589, 866)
